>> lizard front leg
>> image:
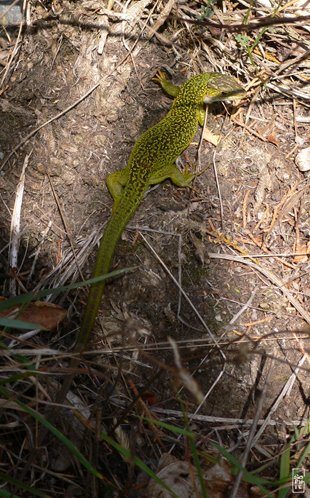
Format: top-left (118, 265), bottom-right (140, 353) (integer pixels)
top-left (153, 70), bottom-right (180, 99)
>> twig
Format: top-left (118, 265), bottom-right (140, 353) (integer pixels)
top-left (9, 152), bottom-right (31, 295)
top-left (229, 359), bottom-right (272, 498)
top-left (212, 150), bottom-right (224, 227)
top-left (140, 232), bottom-right (226, 360)
top-left (0, 82), bottom-right (100, 172)
top-left (32, 228), bottom-right (102, 293)
top-left (208, 252), bottom-right (310, 324)
top-left (46, 170), bottom-right (84, 282)
top-left (267, 81), bottom-right (310, 101)
top-left (229, 288), bottom-right (258, 325)
top-left (232, 117), bottom-right (269, 141)
top-left (0, 8), bottom-right (154, 173)
top-left (27, 221), bottom-right (52, 285)
top-left (252, 354), bottom-right (307, 445)
top-left (169, 13), bottom-right (310, 32)
top-left (169, 337), bottom-right (204, 404)
top-left (0, 0), bottom-right (24, 89)
top-left (151, 407), bottom-right (308, 427)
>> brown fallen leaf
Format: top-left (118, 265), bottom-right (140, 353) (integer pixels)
top-left (145, 454), bottom-right (261, 498)
top-left (266, 133), bottom-right (280, 146)
top-left (293, 243), bottom-right (310, 263)
top-left (145, 453), bottom-right (200, 498)
top-left (0, 297), bottom-right (66, 330)
top-left (203, 127), bottom-right (222, 145)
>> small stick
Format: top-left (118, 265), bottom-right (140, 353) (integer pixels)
top-left (9, 152), bottom-right (31, 295)
top-left (0, 82), bottom-right (100, 172)
top-left (209, 252), bottom-right (310, 324)
top-left (212, 151), bottom-right (224, 227)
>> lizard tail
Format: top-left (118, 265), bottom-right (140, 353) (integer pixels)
top-left (78, 189), bottom-right (144, 348)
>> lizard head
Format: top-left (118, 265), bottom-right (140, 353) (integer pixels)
top-left (202, 73), bottom-right (246, 104)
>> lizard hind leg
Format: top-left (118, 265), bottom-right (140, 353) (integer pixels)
top-left (148, 163), bottom-right (195, 188)
top-left (106, 167), bottom-right (130, 211)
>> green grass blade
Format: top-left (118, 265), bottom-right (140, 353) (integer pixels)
top-left (142, 417), bottom-right (193, 437)
top-left (277, 417), bottom-right (310, 497)
top-left (0, 490), bottom-right (21, 498)
top-left (278, 444), bottom-right (291, 498)
top-left (296, 419), bottom-right (310, 439)
top-left (0, 470), bottom-right (50, 497)
top-left (0, 317), bottom-right (44, 330)
top-left (101, 432), bottom-right (179, 498)
top-left (212, 442), bottom-right (273, 495)
top-left (187, 431), bottom-right (208, 498)
top-left (296, 421), bottom-right (310, 468)
top-left (297, 442), bottom-right (310, 468)
top-left (179, 406), bottom-right (208, 498)
top-left (0, 385), bottom-right (102, 480)
top-left (145, 415), bottom-right (208, 497)
top-left (0, 268), bottom-right (135, 313)
top-left (0, 372), bottom-right (36, 387)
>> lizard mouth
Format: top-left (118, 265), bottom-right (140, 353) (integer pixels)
top-left (203, 87), bottom-right (246, 104)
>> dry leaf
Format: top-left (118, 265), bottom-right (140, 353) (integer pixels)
top-left (146, 454), bottom-right (200, 498)
top-left (203, 127), bottom-right (221, 145)
top-left (0, 298), bottom-right (66, 330)
top-left (190, 232), bottom-right (205, 265)
top-left (266, 133), bottom-right (279, 146)
top-left (253, 166), bottom-right (272, 215)
top-left (293, 243), bottom-right (310, 263)
top-left (110, 0), bottom-right (151, 35)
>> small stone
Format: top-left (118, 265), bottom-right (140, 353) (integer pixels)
top-left (35, 163), bottom-right (45, 174)
top-left (106, 111), bottom-right (119, 123)
top-left (0, 5), bottom-right (22, 26)
top-left (48, 157), bottom-right (63, 176)
top-left (295, 147), bottom-right (310, 172)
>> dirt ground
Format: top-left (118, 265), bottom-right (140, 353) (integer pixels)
top-left (0, 0), bottom-right (309, 496)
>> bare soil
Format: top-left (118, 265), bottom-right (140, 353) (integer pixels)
top-left (0, 1), bottom-right (309, 496)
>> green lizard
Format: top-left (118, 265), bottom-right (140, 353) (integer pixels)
top-left (79, 71), bottom-right (244, 347)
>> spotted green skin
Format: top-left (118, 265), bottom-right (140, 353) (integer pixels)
top-left (79, 72), bottom-right (244, 346)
